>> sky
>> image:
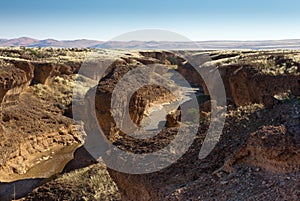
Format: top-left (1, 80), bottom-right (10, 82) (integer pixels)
top-left (0, 0), bottom-right (299, 41)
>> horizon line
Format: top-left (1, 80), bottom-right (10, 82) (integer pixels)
top-left (1, 37), bottom-right (300, 43)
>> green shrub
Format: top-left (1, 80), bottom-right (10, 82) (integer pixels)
top-left (167, 56), bottom-right (177, 65)
top-left (186, 108), bottom-right (199, 124)
top-left (26, 48), bottom-right (45, 58)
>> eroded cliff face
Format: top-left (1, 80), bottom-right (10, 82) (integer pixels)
top-left (177, 51), bottom-right (300, 107)
top-left (0, 48), bottom-right (86, 183)
top-left (0, 50), bottom-right (82, 104)
top-left (93, 54), bottom-right (180, 142)
top-left (0, 61), bottom-right (31, 104)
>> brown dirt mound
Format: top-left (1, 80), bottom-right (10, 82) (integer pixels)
top-left (217, 125), bottom-right (299, 174)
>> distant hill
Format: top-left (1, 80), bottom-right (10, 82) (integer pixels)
top-left (0, 37), bottom-right (39, 47)
top-left (1, 37), bottom-right (300, 49)
top-left (28, 39), bottom-right (102, 48)
top-left (0, 37), bottom-right (101, 48)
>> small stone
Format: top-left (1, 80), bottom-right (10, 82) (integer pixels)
top-left (255, 168), bottom-right (261, 172)
top-left (262, 181), bottom-right (266, 185)
top-left (286, 177), bottom-right (291, 180)
top-left (220, 181), bottom-right (229, 185)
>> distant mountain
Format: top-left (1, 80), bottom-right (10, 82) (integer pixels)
top-left (1, 37), bottom-right (300, 49)
top-left (0, 37), bottom-right (101, 48)
top-left (28, 39), bottom-right (102, 48)
top-left (0, 37), bottom-right (39, 47)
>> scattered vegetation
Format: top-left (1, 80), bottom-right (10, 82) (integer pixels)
top-left (23, 163), bottom-right (121, 201)
top-left (25, 48), bottom-right (46, 58)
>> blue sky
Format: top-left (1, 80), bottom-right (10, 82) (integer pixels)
top-left (0, 0), bottom-right (299, 41)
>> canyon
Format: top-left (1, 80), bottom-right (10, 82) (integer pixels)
top-left (0, 47), bottom-right (299, 200)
